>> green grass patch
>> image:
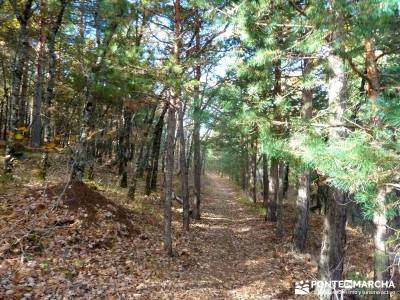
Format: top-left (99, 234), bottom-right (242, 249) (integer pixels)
top-left (237, 195), bottom-right (266, 216)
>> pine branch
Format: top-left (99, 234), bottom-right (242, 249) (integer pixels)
top-left (346, 56), bottom-right (373, 87)
top-left (288, 0), bottom-right (307, 17)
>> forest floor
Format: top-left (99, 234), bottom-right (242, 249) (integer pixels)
top-left (0, 157), bottom-right (379, 299)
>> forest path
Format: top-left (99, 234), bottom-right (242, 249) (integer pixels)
top-left (168, 173), bottom-right (302, 300)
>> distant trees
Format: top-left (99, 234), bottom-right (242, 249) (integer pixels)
top-left (207, 0), bottom-right (400, 299)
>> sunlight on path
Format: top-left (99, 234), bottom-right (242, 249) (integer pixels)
top-left (169, 172), bottom-right (299, 300)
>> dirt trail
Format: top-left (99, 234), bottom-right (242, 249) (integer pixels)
top-left (161, 173), bottom-right (307, 300)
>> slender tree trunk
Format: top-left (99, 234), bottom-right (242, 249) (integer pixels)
top-left (19, 62), bottom-right (28, 127)
top-left (251, 136), bottom-right (257, 203)
top-left (32, 1), bottom-right (47, 147)
top-left (185, 133), bottom-right (193, 171)
top-left (0, 99), bottom-right (3, 138)
top-left (119, 109), bottom-right (132, 188)
top-left (0, 58), bottom-right (9, 140)
top-left (266, 158), bottom-right (278, 222)
top-left (265, 58), bottom-right (282, 221)
top-left (262, 154), bottom-right (268, 206)
top-left (41, 0), bottom-right (68, 179)
top-left (276, 161), bottom-right (286, 237)
top-left (317, 11), bottom-right (348, 297)
top-left (365, 37), bottom-right (380, 117)
top-left (283, 164), bottom-right (289, 198)
top-left (3, 85), bottom-right (9, 140)
top-left (365, 37), bottom-right (391, 300)
top-left (164, 0), bottom-right (181, 256)
top-left (164, 99), bottom-right (176, 255)
top-left (293, 60), bottom-right (313, 252)
top-left (373, 187), bottom-right (391, 300)
top-left (145, 103), bottom-right (168, 194)
top-left (242, 143), bottom-right (249, 192)
top-left (127, 144), bottom-right (138, 201)
top-left (136, 106), bottom-right (157, 178)
top-left (71, 102), bottom-right (94, 181)
top-left (192, 9), bottom-right (202, 220)
top-left (4, 0), bottom-right (33, 174)
top-left (178, 102), bottom-right (189, 231)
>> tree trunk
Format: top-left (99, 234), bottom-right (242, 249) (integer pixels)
top-left (262, 154), bottom-right (268, 206)
top-left (365, 37), bottom-right (391, 300)
top-left (119, 109), bottom-right (132, 188)
top-left (164, 100), bottom-right (176, 255)
top-left (178, 102), bottom-right (189, 231)
top-left (0, 58), bottom-right (9, 140)
top-left (373, 187), bottom-right (391, 300)
top-left (71, 102), bottom-right (94, 181)
top-left (318, 188), bottom-right (347, 297)
top-left (3, 83), bottom-right (9, 140)
top-left (192, 8), bottom-right (202, 220)
top-left (251, 136), bottom-right (257, 203)
top-left (41, 0), bottom-right (68, 179)
top-left (317, 11), bottom-right (348, 298)
top-left (32, 1), bottom-right (47, 148)
top-left (163, 0), bottom-right (181, 256)
top-left (293, 170), bottom-right (310, 251)
top-left (19, 62), bottom-right (28, 128)
top-left (145, 103), bottom-right (168, 194)
top-left (266, 158), bottom-right (278, 222)
top-left (276, 161), bottom-right (286, 237)
top-left (4, 0), bottom-right (34, 174)
top-left (136, 106), bottom-right (157, 178)
top-left (293, 61), bottom-right (313, 252)
top-left (265, 58), bottom-right (281, 221)
top-left (127, 144), bottom-right (138, 201)
top-left (242, 143), bottom-right (249, 192)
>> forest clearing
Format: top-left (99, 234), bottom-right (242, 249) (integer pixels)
top-left (1, 0), bottom-right (400, 299)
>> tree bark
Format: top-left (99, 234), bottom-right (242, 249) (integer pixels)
top-left (4, 0), bottom-right (34, 174)
top-left (119, 109), bottom-right (132, 188)
top-left (192, 9), bottom-right (202, 220)
top-left (265, 59), bottom-right (282, 221)
top-left (164, 0), bottom-right (181, 256)
top-left (41, 0), bottom-right (68, 179)
top-left (0, 58), bottom-right (9, 140)
top-left (178, 101), bottom-right (189, 231)
top-left (164, 98), bottom-right (176, 255)
top-left (276, 161), bottom-right (286, 237)
top-left (250, 135), bottom-right (257, 203)
top-left (293, 170), bottom-right (310, 251)
top-left (293, 60), bottom-right (313, 252)
top-left (242, 142), bottom-right (249, 192)
top-left (19, 61), bottom-right (28, 127)
top-left (262, 154), bottom-right (268, 206)
top-left (32, 0), bottom-right (47, 148)
top-left (266, 158), bottom-right (278, 222)
top-left (373, 187), bottom-right (391, 300)
top-left (145, 103), bottom-right (168, 194)
top-left (127, 144), bottom-right (138, 201)
top-left (365, 37), bottom-right (391, 300)
top-left (136, 106), bottom-right (157, 178)
top-left (317, 12), bottom-right (348, 298)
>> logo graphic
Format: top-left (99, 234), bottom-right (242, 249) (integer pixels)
top-left (295, 280), bottom-right (310, 295)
